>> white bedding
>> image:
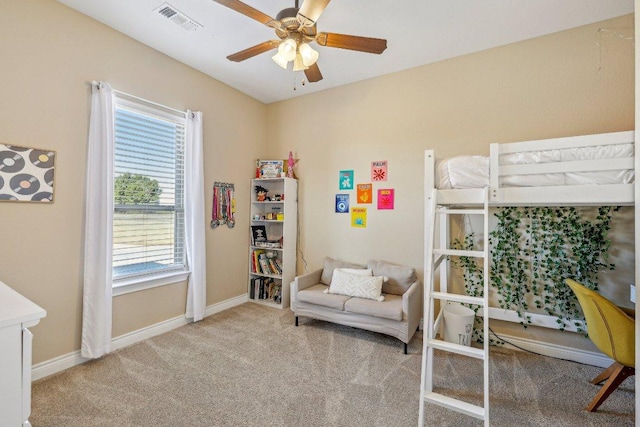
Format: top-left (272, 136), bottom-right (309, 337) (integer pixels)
top-left (437, 143), bottom-right (634, 189)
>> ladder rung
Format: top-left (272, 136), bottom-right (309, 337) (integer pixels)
top-left (434, 249), bottom-right (484, 258)
top-left (427, 338), bottom-right (485, 359)
top-left (423, 392), bottom-right (485, 420)
top-left (430, 292), bottom-right (484, 306)
top-left (437, 208), bottom-right (486, 215)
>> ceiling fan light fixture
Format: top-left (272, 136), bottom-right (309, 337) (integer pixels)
top-left (299, 43), bottom-right (319, 66)
top-left (272, 52), bottom-right (289, 69)
top-left (293, 53), bottom-right (306, 71)
top-left (278, 38), bottom-right (297, 62)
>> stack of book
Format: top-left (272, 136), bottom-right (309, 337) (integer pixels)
top-left (249, 277), bottom-right (281, 303)
top-left (251, 249), bottom-right (282, 276)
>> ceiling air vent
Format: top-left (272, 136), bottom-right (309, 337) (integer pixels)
top-left (154, 3), bottom-right (202, 32)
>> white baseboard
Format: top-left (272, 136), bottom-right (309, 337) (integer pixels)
top-left (494, 333), bottom-right (613, 368)
top-left (205, 293), bottom-right (248, 317)
top-left (32, 293), bottom-right (249, 381)
top-left (488, 307), bottom-right (585, 332)
top-left (420, 318), bottom-right (609, 368)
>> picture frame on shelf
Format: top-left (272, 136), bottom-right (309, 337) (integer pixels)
top-left (258, 160), bottom-right (284, 178)
top-left (251, 225), bottom-right (268, 245)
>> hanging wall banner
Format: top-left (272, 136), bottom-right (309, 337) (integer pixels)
top-left (0, 143), bottom-right (55, 202)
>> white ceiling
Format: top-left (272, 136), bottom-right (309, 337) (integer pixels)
top-left (57, 0), bottom-right (634, 104)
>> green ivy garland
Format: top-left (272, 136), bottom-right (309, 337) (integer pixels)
top-left (451, 206), bottom-right (618, 338)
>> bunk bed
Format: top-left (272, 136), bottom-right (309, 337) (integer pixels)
top-left (419, 130), bottom-right (635, 425)
top-left (425, 129), bottom-right (635, 327)
top-left (427, 130), bottom-right (635, 207)
top-left (425, 128), bottom-right (635, 323)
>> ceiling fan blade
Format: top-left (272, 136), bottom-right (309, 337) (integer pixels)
top-left (212, 0), bottom-right (279, 27)
top-left (297, 0), bottom-right (331, 26)
top-left (227, 40), bottom-right (280, 62)
top-left (304, 62), bottom-right (323, 83)
top-left (316, 32), bottom-right (387, 54)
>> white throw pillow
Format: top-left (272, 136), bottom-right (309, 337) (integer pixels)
top-left (326, 269), bottom-right (385, 301)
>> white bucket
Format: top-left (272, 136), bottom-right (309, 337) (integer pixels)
top-left (443, 303), bottom-right (475, 346)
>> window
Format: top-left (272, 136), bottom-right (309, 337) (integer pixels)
top-left (112, 95), bottom-right (187, 290)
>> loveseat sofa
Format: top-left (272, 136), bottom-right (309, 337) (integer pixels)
top-left (290, 258), bottom-right (421, 353)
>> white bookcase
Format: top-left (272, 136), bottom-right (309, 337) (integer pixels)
top-left (249, 177), bottom-right (297, 309)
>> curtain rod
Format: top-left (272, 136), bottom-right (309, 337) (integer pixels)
top-left (89, 80), bottom-right (188, 118)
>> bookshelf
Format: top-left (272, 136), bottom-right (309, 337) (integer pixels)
top-left (249, 177), bottom-right (297, 309)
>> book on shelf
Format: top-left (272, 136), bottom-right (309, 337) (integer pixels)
top-left (252, 249), bottom-right (265, 274)
top-left (252, 277), bottom-right (260, 300)
top-left (266, 279), bottom-right (281, 303)
top-left (267, 258), bottom-right (280, 275)
top-left (258, 253), bottom-right (270, 275)
top-left (272, 284), bottom-right (282, 304)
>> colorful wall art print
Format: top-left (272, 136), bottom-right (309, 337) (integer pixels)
top-left (335, 194), bottom-right (349, 213)
top-left (351, 207), bottom-right (367, 227)
top-left (371, 160), bottom-right (387, 181)
top-left (339, 170), bottom-right (354, 190)
top-left (0, 143), bottom-right (55, 202)
top-left (377, 189), bottom-right (394, 209)
top-left (357, 183), bottom-right (372, 204)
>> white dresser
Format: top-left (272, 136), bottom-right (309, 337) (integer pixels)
top-left (0, 281), bottom-right (46, 427)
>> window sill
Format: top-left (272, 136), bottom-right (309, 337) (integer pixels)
top-left (113, 270), bottom-right (190, 296)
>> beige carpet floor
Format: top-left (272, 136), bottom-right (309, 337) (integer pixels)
top-left (31, 303), bottom-right (634, 426)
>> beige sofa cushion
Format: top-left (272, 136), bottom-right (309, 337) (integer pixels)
top-left (297, 284), bottom-right (350, 311)
top-left (344, 293), bottom-right (403, 321)
top-left (368, 259), bottom-right (417, 296)
top-left (320, 257), bottom-right (366, 285)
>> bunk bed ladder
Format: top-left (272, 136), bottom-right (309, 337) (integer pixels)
top-left (419, 187), bottom-right (490, 426)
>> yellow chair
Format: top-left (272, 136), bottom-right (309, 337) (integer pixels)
top-left (565, 279), bottom-right (635, 412)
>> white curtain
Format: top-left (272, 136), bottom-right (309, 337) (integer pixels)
top-left (185, 110), bottom-right (207, 321)
top-left (81, 81), bottom-right (115, 359)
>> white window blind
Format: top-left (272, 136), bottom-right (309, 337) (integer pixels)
top-left (113, 95), bottom-right (186, 281)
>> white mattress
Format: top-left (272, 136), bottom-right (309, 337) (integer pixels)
top-left (437, 143), bottom-right (635, 189)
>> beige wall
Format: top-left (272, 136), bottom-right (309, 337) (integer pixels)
top-left (266, 14), bottom-right (635, 350)
top-left (0, 0), bottom-right (267, 363)
top-left (0, 1), bottom-right (634, 365)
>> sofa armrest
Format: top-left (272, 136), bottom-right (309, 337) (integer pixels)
top-left (295, 269), bottom-right (323, 291)
top-left (290, 269), bottom-right (323, 304)
top-left (403, 281), bottom-right (422, 334)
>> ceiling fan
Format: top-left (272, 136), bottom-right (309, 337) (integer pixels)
top-left (212, 0), bottom-right (387, 83)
